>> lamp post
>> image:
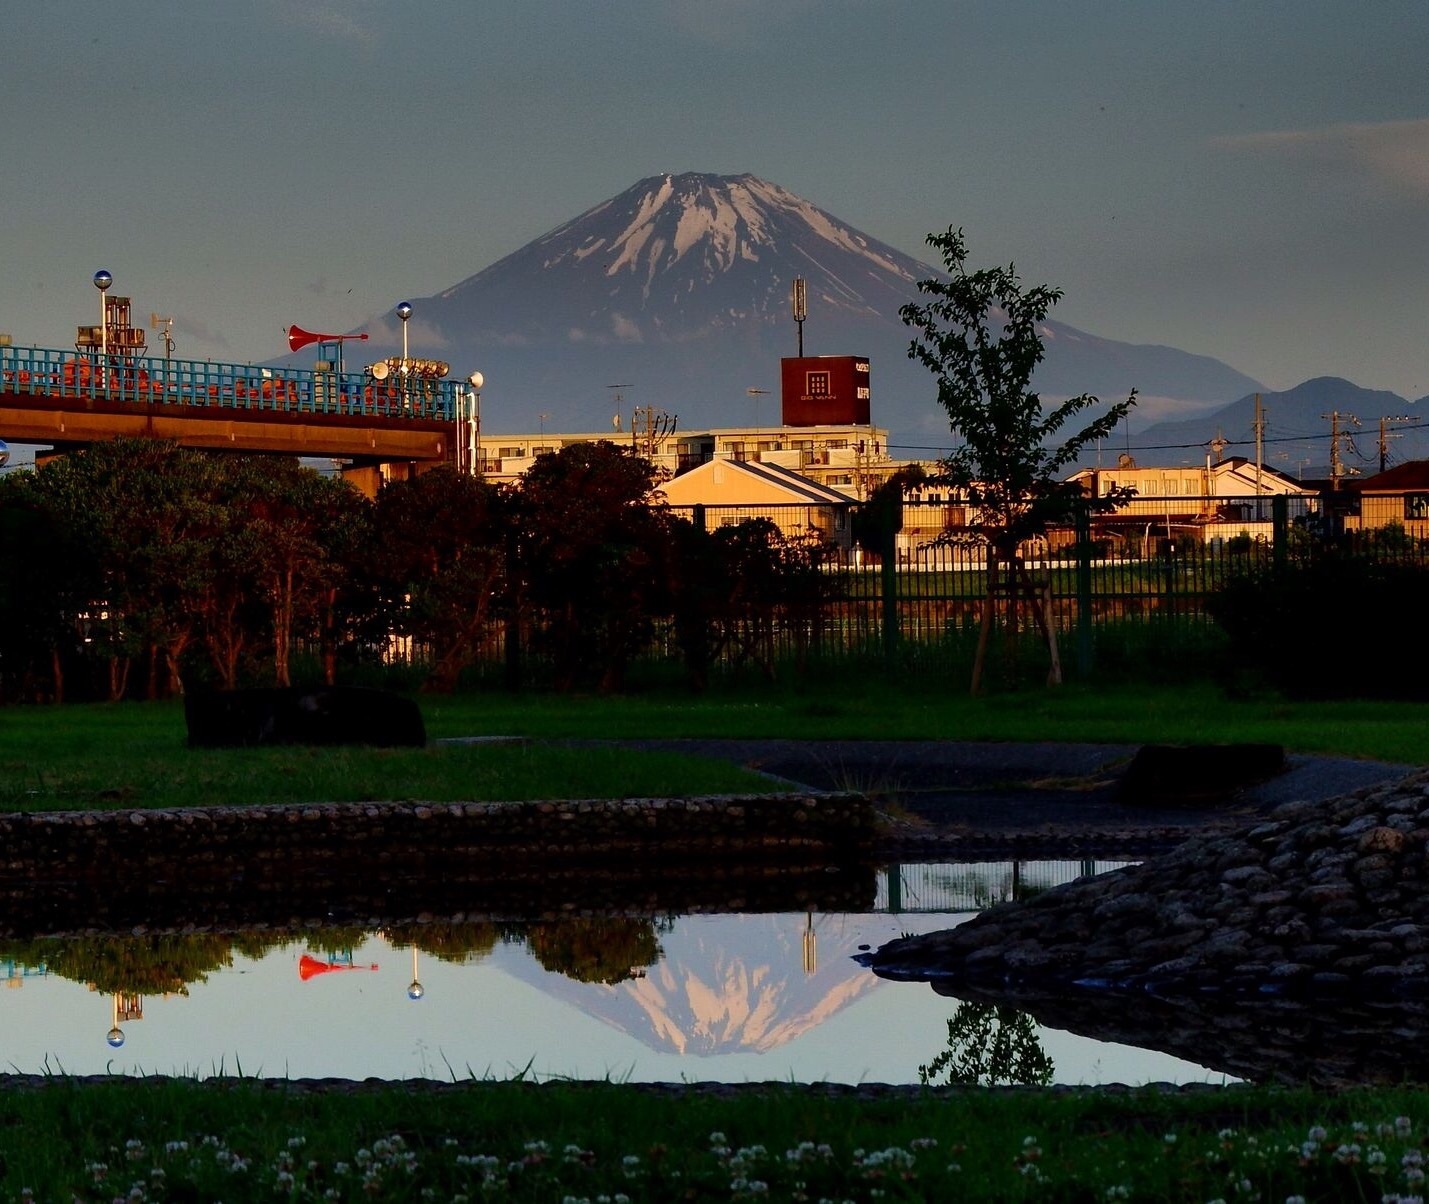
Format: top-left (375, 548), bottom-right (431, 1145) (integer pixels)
top-left (407, 945), bottom-right (424, 1001)
top-left (396, 301), bottom-right (412, 410)
top-left (467, 371), bottom-right (484, 476)
top-left (93, 270), bottom-right (112, 384)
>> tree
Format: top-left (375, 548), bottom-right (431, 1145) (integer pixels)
top-left (34, 440), bottom-right (228, 700)
top-left (0, 471), bottom-right (95, 702)
top-left (513, 442), bottom-right (673, 692)
top-left (245, 462), bottom-right (368, 688)
top-left (367, 467), bottom-right (509, 693)
top-left (900, 227), bottom-right (1136, 691)
top-left (918, 1002), bottom-right (1054, 1087)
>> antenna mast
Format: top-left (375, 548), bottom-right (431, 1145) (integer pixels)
top-left (791, 277), bottom-right (807, 356)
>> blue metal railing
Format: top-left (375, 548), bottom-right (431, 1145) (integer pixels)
top-left (0, 344), bottom-right (459, 422)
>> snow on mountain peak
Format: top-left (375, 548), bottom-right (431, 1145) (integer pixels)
top-left (535, 172), bottom-right (921, 308)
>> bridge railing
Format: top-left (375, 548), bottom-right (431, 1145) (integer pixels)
top-left (0, 344), bottom-right (459, 422)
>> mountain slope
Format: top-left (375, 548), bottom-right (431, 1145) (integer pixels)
top-left (283, 172), bottom-right (1263, 449)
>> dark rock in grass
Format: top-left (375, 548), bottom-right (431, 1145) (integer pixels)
top-left (1119, 742), bottom-right (1286, 806)
top-left (184, 686), bottom-right (426, 748)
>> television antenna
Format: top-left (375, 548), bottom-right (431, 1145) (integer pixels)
top-left (149, 313), bottom-right (176, 361)
top-left (607, 383), bottom-right (628, 433)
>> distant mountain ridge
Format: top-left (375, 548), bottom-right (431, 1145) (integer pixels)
top-left (1128, 377), bottom-right (1429, 479)
top-left (278, 172), bottom-right (1266, 451)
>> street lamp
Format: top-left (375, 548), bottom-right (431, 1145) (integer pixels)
top-left (395, 302), bottom-right (412, 409)
top-left (467, 371), bottom-right (484, 476)
top-left (93, 269), bottom-right (113, 371)
top-left (407, 945), bottom-right (424, 1001)
top-left (395, 301), bottom-right (412, 362)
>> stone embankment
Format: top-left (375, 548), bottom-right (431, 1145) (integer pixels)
top-left (0, 792), bottom-right (875, 938)
top-left (863, 768), bottom-right (1429, 999)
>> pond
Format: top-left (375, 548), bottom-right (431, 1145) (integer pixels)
top-left (0, 860), bottom-right (1234, 1087)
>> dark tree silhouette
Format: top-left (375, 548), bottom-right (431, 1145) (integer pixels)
top-left (366, 467), bottom-right (508, 693)
top-left (513, 441), bottom-right (672, 691)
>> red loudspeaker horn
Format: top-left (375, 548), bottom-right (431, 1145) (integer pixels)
top-left (287, 325), bottom-right (369, 354)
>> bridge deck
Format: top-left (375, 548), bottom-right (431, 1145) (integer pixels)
top-left (0, 345), bottom-right (457, 465)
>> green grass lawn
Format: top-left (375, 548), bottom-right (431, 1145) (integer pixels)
top-left (421, 678), bottom-right (1429, 764)
top-left (0, 1077), bottom-right (1424, 1202)
top-left (2, 680), bottom-right (1425, 813)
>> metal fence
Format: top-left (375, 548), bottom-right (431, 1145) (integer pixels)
top-left (646, 492), bottom-right (1429, 678)
top-left (373, 490), bottom-right (1429, 686)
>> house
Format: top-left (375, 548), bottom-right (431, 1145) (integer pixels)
top-left (474, 419), bottom-right (902, 499)
top-left (1068, 457), bottom-right (1316, 551)
top-left (1340, 460), bottom-right (1429, 537)
top-left (656, 456), bottom-right (854, 549)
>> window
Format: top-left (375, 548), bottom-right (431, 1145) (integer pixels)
top-left (805, 370), bottom-right (831, 397)
top-left (1406, 494), bottom-right (1429, 521)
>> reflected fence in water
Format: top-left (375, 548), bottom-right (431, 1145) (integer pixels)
top-left (877, 860), bottom-right (1135, 913)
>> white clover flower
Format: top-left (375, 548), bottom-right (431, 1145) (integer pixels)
top-left (709, 1132), bottom-right (727, 1146)
top-left (1164, 1133), bottom-right (1178, 1145)
top-left (1105, 1186), bottom-right (1130, 1200)
top-left (1398, 1117), bottom-right (1415, 1137)
top-left (1308, 1126), bottom-right (1327, 1143)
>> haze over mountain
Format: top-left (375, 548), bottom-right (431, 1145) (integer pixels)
top-left (295, 173), bottom-right (1265, 455)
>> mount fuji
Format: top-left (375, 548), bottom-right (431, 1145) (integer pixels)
top-left (302, 172), bottom-right (1265, 454)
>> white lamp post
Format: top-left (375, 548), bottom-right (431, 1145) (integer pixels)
top-left (467, 371), bottom-right (484, 476)
top-left (93, 270), bottom-right (113, 380)
top-left (395, 302), bottom-right (412, 410)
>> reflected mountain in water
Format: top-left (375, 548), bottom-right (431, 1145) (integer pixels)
top-left (493, 914), bottom-right (888, 1056)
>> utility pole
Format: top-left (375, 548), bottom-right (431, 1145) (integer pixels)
top-left (1378, 414), bottom-right (1420, 473)
top-left (1253, 393), bottom-right (1265, 504)
top-left (1323, 410), bottom-right (1360, 490)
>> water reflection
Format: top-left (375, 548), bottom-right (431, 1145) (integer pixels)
top-left (0, 862), bottom-right (1219, 1086)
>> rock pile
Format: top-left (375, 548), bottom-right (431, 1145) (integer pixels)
top-left (864, 768), bottom-right (1429, 999)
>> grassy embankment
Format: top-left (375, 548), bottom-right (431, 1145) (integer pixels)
top-left (2, 681), bottom-right (1427, 1200)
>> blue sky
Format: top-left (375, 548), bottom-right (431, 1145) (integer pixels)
top-left (3, 0), bottom-right (1427, 405)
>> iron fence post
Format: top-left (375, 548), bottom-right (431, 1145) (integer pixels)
top-left (881, 503), bottom-right (898, 669)
top-left (1075, 500), bottom-right (1094, 677)
top-left (1272, 494), bottom-right (1287, 576)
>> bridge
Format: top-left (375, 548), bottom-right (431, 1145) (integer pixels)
top-left (0, 342), bottom-right (465, 495)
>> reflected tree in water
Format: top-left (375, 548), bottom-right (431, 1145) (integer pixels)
top-left (0, 933), bottom-right (238, 995)
top-left (918, 1002), bottom-right (1054, 1087)
top-left (383, 922), bottom-right (501, 964)
top-left (504, 917), bottom-right (668, 985)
